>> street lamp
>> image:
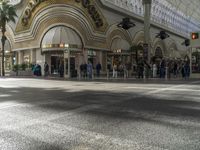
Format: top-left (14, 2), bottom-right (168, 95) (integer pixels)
top-left (64, 44), bottom-right (70, 78)
top-left (117, 18), bottom-right (135, 30)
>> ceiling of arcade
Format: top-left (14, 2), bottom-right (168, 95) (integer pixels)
top-left (166, 0), bottom-right (200, 22)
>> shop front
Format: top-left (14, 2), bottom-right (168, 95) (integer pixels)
top-left (109, 38), bottom-right (131, 65)
top-left (41, 26), bottom-right (83, 78)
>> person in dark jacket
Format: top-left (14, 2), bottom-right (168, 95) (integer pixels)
top-left (44, 62), bottom-right (49, 77)
top-left (184, 62), bottom-right (190, 80)
top-left (96, 62), bottom-right (101, 77)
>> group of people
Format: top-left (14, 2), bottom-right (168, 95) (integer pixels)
top-left (152, 59), bottom-right (190, 79)
top-left (80, 62), bottom-right (102, 79)
top-left (32, 60), bottom-right (191, 80)
top-left (112, 62), bottom-right (132, 78)
top-left (32, 62), bottom-right (49, 77)
top-left (111, 59), bottom-right (191, 80)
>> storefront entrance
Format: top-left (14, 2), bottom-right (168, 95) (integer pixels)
top-left (51, 55), bottom-right (63, 75)
top-left (50, 54), bottom-right (77, 78)
top-left (65, 57), bottom-right (77, 77)
top-left (41, 26), bottom-right (83, 78)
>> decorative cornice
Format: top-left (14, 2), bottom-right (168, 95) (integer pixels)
top-left (16, 0), bottom-right (107, 33)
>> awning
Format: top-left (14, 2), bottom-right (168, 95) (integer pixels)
top-left (42, 26), bottom-right (82, 52)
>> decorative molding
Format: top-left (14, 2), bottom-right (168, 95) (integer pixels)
top-left (16, 0), bottom-right (107, 33)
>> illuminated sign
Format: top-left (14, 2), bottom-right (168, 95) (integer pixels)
top-left (190, 32), bottom-right (200, 47)
top-left (191, 32), bottom-right (199, 40)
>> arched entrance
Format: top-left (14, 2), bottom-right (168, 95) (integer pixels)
top-left (107, 37), bottom-right (130, 77)
top-left (107, 37), bottom-right (130, 74)
top-left (41, 25), bottom-right (83, 78)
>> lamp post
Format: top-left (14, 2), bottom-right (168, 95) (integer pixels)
top-left (64, 44), bottom-right (70, 78)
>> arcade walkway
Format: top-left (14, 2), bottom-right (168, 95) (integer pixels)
top-left (0, 78), bottom-right (199, 150)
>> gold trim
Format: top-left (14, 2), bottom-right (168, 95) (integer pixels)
top-left (16, 0), bottom-right (108, 33)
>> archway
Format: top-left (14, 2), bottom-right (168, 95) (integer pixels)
top-left (109, 37), bottom-right (130, 67)
top-left (41, 25), bottom-right (83, 78)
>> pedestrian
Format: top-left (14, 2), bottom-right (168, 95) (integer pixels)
top-left (137, 60), bottom-right (144, 78)
top-left (83, 63), bottom-right (87, 78)
top-left (184, 62), bottom-right (190, 80)
top-left (87, 61), bottom-right (93, 79)
top-left (160, 59), bottom-right (165, 78)
top-left (181, 63), bottom-right (185, 79)
top-left (113, 63), bottom-right (117, 78)
top-left (173, 62), bottom-right (178, 78)
top-left (59, 62), bottom-right (64, 77)
top-left (96, 62), bottom-right (101, 77)
top-left (153, 63), bottom-right (157, 78)
top-left (80, 63), bottom-right (84, 78)
top-left (44, 62), bottom-right (49, 77)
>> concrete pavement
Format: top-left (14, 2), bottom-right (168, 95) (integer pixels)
top-left (0, 78), bottom-right (199, 150)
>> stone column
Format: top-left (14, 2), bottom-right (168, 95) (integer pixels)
top-left (143, 0), bottom-right (152, 63)
top-left (64, 48), bottom-right (70, 79)
top-left (18, 51), bottom-right (24, 64)
top-left (30, 49), bottom-right (36, 64)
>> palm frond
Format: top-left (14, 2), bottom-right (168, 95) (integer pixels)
top-left (0, 1), bottom-right (17, 24)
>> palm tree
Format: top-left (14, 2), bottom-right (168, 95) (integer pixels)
top-left (0, 1), bottom-right (17, 76)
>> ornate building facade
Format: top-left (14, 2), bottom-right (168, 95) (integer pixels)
top-left (3, 0), bottom-right (193, 77)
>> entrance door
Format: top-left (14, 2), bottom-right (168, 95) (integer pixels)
top-left (51, 56), bottom-right (63, 75)
top-left (66, 57), bottom-right (77, 78)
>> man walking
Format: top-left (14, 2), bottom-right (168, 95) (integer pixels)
top-left (44, 62), bottom-right (49, 77)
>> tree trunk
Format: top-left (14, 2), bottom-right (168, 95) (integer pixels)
top-left (1, 31), bottom-right (6, 76)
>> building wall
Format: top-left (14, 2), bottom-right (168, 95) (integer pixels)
top-left (3, 0), bottom-right (190, 74)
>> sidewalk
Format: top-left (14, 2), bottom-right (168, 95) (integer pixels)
top-left (3, 75), bottom-right (199, 84)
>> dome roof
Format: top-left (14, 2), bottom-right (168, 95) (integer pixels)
top-left (42, 26), bottom-right (82, 51)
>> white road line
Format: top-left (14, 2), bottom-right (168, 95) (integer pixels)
top-left (146, 81), bottom-right (200, 95)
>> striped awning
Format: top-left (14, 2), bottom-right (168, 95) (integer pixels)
top-left (42, 26), bottom-right (82, 52)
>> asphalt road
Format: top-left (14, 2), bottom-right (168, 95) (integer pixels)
top-left (0, 78), bottom-right (199, 150)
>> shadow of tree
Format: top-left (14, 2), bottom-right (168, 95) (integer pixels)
top-left (0, 85), bottom-right (199, 129)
